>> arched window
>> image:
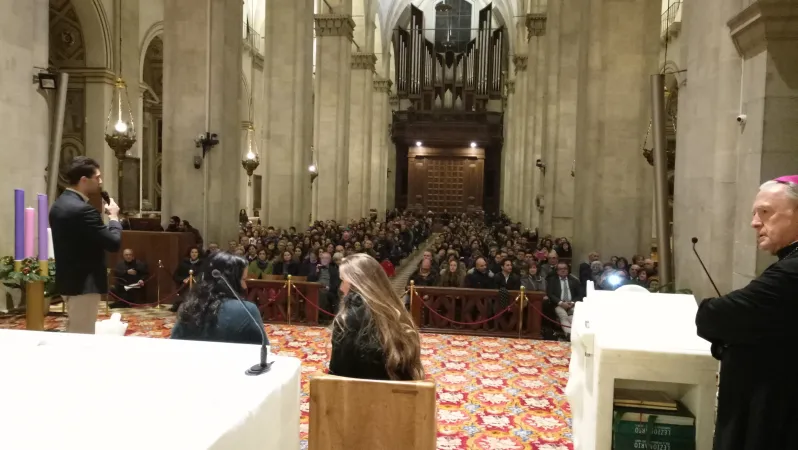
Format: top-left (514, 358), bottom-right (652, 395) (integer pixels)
top-left (434, 0), bottom-right (472, 52)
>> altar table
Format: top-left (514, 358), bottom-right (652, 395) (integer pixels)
top-left (0, 330), bottom-right (301, 450)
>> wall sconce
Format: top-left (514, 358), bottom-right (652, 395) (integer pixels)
top-left (309, 145), bottom-right (318, 184)
top-left (535, 158), bottom-right (546, 176)
top-left (195, 132), bottom-right (219, 159)
top-left (535, 194), bottom-right (545, 213)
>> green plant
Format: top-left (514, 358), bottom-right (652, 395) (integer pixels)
top-left (0, 256), bottom-right (56, 296)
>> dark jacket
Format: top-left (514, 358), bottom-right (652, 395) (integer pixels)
top-left (271, 261), bottom-right (300, 278)
top-left (464, 269), bottom-right (497, 290)
top-left (494, 271), bottom-right (522, 291)
top-left (170, 299), bottom-right (267, 345)
top-left (546, 274), bottom-right (583, 306)
top-left (695, 242), bottom-right (798, 450)
top-left (174, 258), bottom-right (204, 285)
top-left (329, 292), bottom-right (412, 381)
top-left (113, 259), bottom-right (148, 287)
top-left (49, 190), bottom-right (122, 295)
top-left (307, 263), bottom-right (341, 293)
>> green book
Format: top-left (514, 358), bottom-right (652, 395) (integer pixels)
top-left (613, 402), bottom-right (696, 450)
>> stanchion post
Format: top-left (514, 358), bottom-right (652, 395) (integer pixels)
top-left (105, 268), bottom-right (110, 315)
top-left (409, 280), bottom-right (416, 311)
top-left (286, 275), bottom-right (293, 325)
top-left (518, 286), bottom-right (526, 339)
top-left (189, 270), bottom-right (194, 289)
top-left (155, 260), bottom-right (163, 310)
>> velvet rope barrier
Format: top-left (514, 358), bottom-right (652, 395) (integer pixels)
top-left (413, 291), bottom-right (520, 326)
top-left (290, 284), bottom-right (336, 317)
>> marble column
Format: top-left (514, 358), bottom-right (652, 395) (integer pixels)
top-left (347, 52), bottom-right (376, 220)
top-left (262, 0), bottom-right (313, 228)
top-left (370, 78), bottom-right (392, 220)
top-left (727, 1), bottom-right (798, 289)
top-left (83, 76), bottom-right (116, 197)
top-left (541, 0), bottom-right (577, 238)
top-left (313, 13), bottom-right (355, 222)
top-left (524, 13), bottom-right (548, 230)
top-left (386, 94), bottom-right (399, 210)
top-left (162, 0), bottom-right (242, 244)
top-left (571, 0), bottom-right (659, 263)
top-left (512, 52), bottom-right (529, 224)
top-left (501, 79), bottom-right (516, 216)
top-left (0, 0), bottom-right (49, 256)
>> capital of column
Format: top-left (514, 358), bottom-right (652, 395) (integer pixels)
top-left (374, 78), bottom-right (393, 93)
top-left (512, 54), bottom-right (528, 73)
top-left (352, 52), bottom-right (377, 70)
top-left (526, 13), bottom-right (547, 39)
top-left (61, 67), bottom-right (116, 85)
top-left (505, 79), bottom-right (516, 95)
top-left (314, 14), bottom-right (356, 39)
top-left (728, 1), bottom-right (798, 58)
top-left (388, 95), bottom-right (399, 107)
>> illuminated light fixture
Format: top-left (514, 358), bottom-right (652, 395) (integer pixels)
top-left (416, 141), bottom-right (422, 147)
top-left (309, 146), bottom-right (319, 184)
top-left (241, 124), bottom-right (260, 186)
top-left (35, 71), bottom-right (58, 90)
top-left (470, 142), bottom-right (477, 148)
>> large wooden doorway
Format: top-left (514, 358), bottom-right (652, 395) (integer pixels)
top-left (407, 147), bottom-right (484, 213)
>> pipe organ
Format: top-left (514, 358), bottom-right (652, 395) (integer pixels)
top-left (393, 3), bottom-right (505, 112)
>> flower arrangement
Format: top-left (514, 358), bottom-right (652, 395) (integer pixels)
top-left (0, 256), bottom-right (56, 291)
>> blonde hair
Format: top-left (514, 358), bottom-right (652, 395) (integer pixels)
top-left (336, 253), bottom-right (425, 381)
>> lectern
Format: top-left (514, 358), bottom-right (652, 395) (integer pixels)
top-left (566, 282), bottom-right (718, 450)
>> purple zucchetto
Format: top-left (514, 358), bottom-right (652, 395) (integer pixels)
top-left (774, 175), bottom-right (798, 184)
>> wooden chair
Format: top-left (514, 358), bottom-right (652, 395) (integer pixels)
top-left (309, 375), bottom-right (436, 450)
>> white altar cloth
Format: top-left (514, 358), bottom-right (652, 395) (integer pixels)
top-left (0, 330), bottom-right (301, 450)
top-left (566, 288), bottom-right (718, 450)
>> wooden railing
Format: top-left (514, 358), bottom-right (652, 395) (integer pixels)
top-left (409, 286), bottom-right (545, 339)
top-left (245, 278), bottom-right (325, 325)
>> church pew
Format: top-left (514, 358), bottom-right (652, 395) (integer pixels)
top-left (309, 375), bottom-right (436, 450)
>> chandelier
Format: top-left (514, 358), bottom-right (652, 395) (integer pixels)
top-left (241, 123), bottom-right (260, 186)
top-left (104, 77), bottom-right (137, 160)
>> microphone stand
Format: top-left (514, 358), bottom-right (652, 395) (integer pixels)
top-left (213, 270), bottom-right (273, 375)
top-left (691, 237), bottom-right (722, 297)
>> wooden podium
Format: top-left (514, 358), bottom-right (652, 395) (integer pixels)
top-left (107, 231), bottom-right (196, 304)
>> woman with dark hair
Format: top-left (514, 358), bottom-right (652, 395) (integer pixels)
top-left (171, 252), bottom-right (267, 345)
top-left (248, 249), bottom-right (273, 279)
top-left (271, 251), bottom-right (300, 278)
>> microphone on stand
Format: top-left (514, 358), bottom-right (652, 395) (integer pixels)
top-left (691, 237), bottom-right (721, 297)
top-left (211, 269), bottom-right (273, 376)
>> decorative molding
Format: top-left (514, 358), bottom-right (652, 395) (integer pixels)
top-left (351, 52), bottom-right (377, 70)
top-left (61, 67), bottom-right (116, 85)
top-left (374, 78), bottom-right (393, 93)
top-left (505, 79), bottom-right (516, 95)
top-left (512, 54), bottom-right (528, 73)
top-left (728, 0), bottom-right (798, 58)
top-left (388, 95), bottom-right (399, 107)
top-left (526, 13), bottom-right (547, 39)
top-left (314, 14), bottom-right (356, 39)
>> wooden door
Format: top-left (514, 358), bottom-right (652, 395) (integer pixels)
top-left (407, 147), bottom-right (484, 213)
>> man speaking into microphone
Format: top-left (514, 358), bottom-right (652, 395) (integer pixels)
top-left (695, 176), bottom-right (798, 450)
top-left (50, 156), bottom-right (122, 334)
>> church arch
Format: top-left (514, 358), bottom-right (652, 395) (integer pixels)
top-left (141, 36), bottom-right (164, 211)
top-left (140, 21), bottom-right (164, 78)
top-left (63, 0), bottom-right (113, 69)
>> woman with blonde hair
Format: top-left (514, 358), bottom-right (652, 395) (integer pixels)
top-left (329, 253), bottom-right (425, 381)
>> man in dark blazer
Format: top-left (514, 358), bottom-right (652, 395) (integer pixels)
top-left (546, 262), bottom-right (583, 338)
top-left (50, 156), bottom-right (122, 333)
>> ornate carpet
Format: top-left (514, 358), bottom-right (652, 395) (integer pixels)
top-left (0, 308), bottom-right (573, 450)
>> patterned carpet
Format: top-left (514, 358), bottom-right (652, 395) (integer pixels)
top-left (0, 307), bottom-right (573, 450)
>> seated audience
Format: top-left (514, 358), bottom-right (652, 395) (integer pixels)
top-left (494, 258), bottom-right (521, 291)
top-left (248, 249), bottom-right (273, 279)
top-left (546, 262), bottom-right (583, 338)
top-left (465, 257), bottom-right (497, 289)
top-left (439, 259), bottom-right (466, 287)
top-left (171, 246), bottom-right (205, 312)
top-left (171, 252), bottom-right (267, 345)
top-left (521, 262), bottom-right (546, 292)
top-left (272, 250), bottom-right (300, 278)
top-left (329, 253), bottom-right (424, 381)
top-left (308, 252), bottom-right (341, 313)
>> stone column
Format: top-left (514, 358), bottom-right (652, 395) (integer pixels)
top-left (729, 1), bottom-right (798, 288)
top-left (347, 52), bottom-right (376, 220)
top-left (117, 0), bottom-right (140, 159)
top-left (83, 76), bottom-right (116, 197)
top-left (0, 0), bottom-right (49, 255)
top-left (386, 94), bottom-right (399, 210)
top-left (162, 0), bottom-right (242, 244)
top-left (512, 52), bottom-right (529, 224)
top-left (525, 13), bottom-right (548, 230)
top-left (262, 0), bottom-right (313, 228)
top-left (370, 78), bottom-right (392, 219)
top-left (541, 0), bottom-right (577, 238)
top-left (572, 0), bottom-right (659, 263)
top-left (501, 79), bottom-right (516, 216)
top-left (313, 13), bottom-right (355, 222)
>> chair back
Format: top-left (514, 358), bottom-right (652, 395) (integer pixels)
top-left (309, 375), bottom-right (436, 450)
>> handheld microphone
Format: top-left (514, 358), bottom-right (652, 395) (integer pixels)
top-left (211, 268), bottom-right (273, 375)
top-left (100, 191), bottom-right (110, 205)
top-left (691, 237), bottom-right (721, 297)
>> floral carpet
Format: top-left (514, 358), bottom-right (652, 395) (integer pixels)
top-left (0, 307), bottom-right (573, 450)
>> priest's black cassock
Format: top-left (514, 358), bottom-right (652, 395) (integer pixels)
top-left (695, 241), bottom-right (798, 450)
